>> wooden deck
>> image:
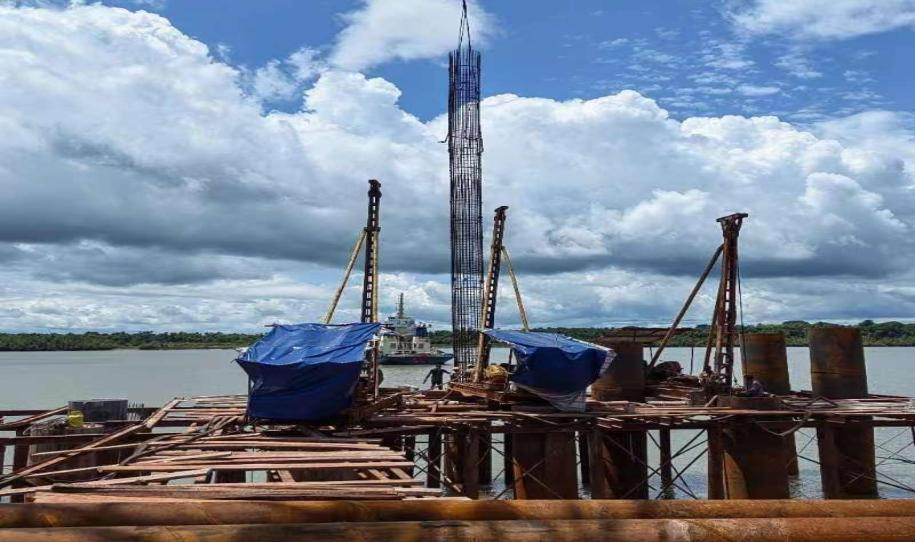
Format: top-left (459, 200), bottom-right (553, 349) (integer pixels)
top-left (0, 395), bottom-right (436, 503)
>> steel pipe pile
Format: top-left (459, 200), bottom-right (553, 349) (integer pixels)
top-left (3, 517), bottom-right (915, 542)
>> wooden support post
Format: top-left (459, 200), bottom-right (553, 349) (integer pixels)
top-left (12, 429), bottom-right (28, 471)
top-left (659, 429), bottom-right (673, 499)
top-left (503, 432), bottom-right (513, 486)
top-left (785, 434), bottom-right (799, 477)
top-left (707, 424), bottom-right (724, 500)
top-left (578, 431), bottom-right (590, 486)
top-left (587, 429), bottom-right (605, 497)
top-left (0, 417), bottom-right (5, 478)
top-left (403, 435), bottom-right (415, 476)
top-left (10, 428), bottom-right (30, 503)
top-left (477, 429), bottom-right (491, 486)
top-left (426, 430), bottom-right (441, 489)
top-left (403, 435), bottom-right (415, 462)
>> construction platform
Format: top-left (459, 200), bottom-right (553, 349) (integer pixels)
top-left (1, 329), bottom-right (914, 540)
top-left (3, 388), bottom-right (915, 502)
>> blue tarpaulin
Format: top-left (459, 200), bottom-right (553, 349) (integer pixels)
top-left (236, 323), bottom-right (380, 421)
top-left (484, 329), bottom-right (613, 411)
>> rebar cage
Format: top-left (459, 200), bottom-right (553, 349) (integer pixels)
top-left (448, 41), bottom-right (484, 381)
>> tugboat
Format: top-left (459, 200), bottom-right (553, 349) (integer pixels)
top-left (379, 293), bottom-right (453, 366)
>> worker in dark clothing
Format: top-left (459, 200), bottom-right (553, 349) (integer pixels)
top-left (741, 374), bottom-right (766, 397)
top-left (424, 363), bottom-right (451, 390)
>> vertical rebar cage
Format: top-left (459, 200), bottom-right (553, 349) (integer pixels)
top-left (448, 41), bottom-right (484, 381)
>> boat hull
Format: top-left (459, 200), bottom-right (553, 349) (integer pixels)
top-left (380, 353), bottom-right (453, 366)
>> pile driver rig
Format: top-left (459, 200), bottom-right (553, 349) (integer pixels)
top-left (646, 212), bottom-right (749, 398)
top-left (471, 205), bottom-right (529, 383)
top-left (323, 179), bottom-right (383, 397)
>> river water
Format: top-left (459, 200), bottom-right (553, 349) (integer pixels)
top-left (2, 347), bottom-right (914, 498)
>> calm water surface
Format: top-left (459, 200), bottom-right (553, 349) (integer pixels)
top-left (2, 346), bottom-right (914, 498)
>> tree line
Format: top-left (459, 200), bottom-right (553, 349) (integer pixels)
top-left (0, 320), bottom-right (913, 351)
top-left (430, 320), bottom-right (915, 347)
top-left (0, 331), bottom-right (261, 351)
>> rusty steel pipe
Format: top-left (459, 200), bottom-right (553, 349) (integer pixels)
top-left (5, 500), bottom-right (915, 528)
top-left (741, 332), bottom-right (791, 395)
top-left (592, 342), bottom-right (645, 402)
top-left (809, 327), bottom-right (877, 498)
top-left (589, 429), bottom-right (649, 499)
top-left (3, 517), bottom-right (915, 542)
top-left (511, 432), bottom-right (578, 499)
top-left (719, 396), bottom-right (790, 499)
top-left (734, 331), bottom-right (800, 477)
top-left (809, 327), bottom-right (868, 399)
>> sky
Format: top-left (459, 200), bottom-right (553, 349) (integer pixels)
top-left (1, 0), bottom-right (915, 332)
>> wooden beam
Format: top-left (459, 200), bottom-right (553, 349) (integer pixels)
top-left (0, 399), bottom-right (180, 488)
top-left (0, 407), bottom-right (67, 431)
top-left (100, 461), bottom-right (416, 472)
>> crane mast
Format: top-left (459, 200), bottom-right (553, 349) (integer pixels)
top-left (702, 212), bottom-right (748, 396)
top-left (474, 206), bottom-right (509, 382)
top-left (361, 179), bottom-right (382, 324)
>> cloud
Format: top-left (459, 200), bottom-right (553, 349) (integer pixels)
top-left (737, 84), bottom-right (781, 96)
top-left (2, 3), bottom-right (915, 330)
top-left (599, 38), bottom-right (629, 48)
top-left (329, 0), bottom-right (495, 71)
top-left (775, 51), bottom-right (823, 79)
top-left (730, 0), bottom-right (915, 40)
top-left (243, 47), bottom-right (326, 103)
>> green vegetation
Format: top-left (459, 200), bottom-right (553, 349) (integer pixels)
top-left (0, 320), bottom-right (913, 351)
top-left (0, 331), bottom-right (262, 351)
top-left (432, 320), bottom-right (915, 347)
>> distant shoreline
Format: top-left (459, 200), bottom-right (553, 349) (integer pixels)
top-left (1, 344), bottom-right (912, 352)
top-left (1, 321), bottom-right (914, 351)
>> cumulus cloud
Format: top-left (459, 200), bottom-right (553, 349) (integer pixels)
top-left (245, 47), bottom-right (326, 103)
top-left (737, 84), bottom-right (781, 96)
top-left (329, 0), bottom-right (495, 71)
top-left (730, 0), bottom-right (915, 40)
top-left (1, 3), bottom-right (915, 330)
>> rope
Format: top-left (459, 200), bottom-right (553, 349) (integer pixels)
top-left (751, 410), bottom-right (814, 437)
top-left (735, 250), bottom-right (746, 386)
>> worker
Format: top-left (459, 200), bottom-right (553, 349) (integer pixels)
top-left (741, 374), bottom-right (767, 397)
top-left (424, 363), bottom-right (451, 390)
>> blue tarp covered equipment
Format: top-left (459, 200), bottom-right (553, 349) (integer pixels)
top-left (236, 322), bottom-right (380, 421)
top-left (484, 329), bottom-right (614, 411)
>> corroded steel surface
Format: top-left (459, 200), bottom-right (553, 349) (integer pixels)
top-left (741, 332), bottom-right (791, 395)
top-left (592, 342), bottom-right (645, 402)
top-left (4, 517), bottom-right (915, 542)
top-left (809, 327), bottom-right (868, 399)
